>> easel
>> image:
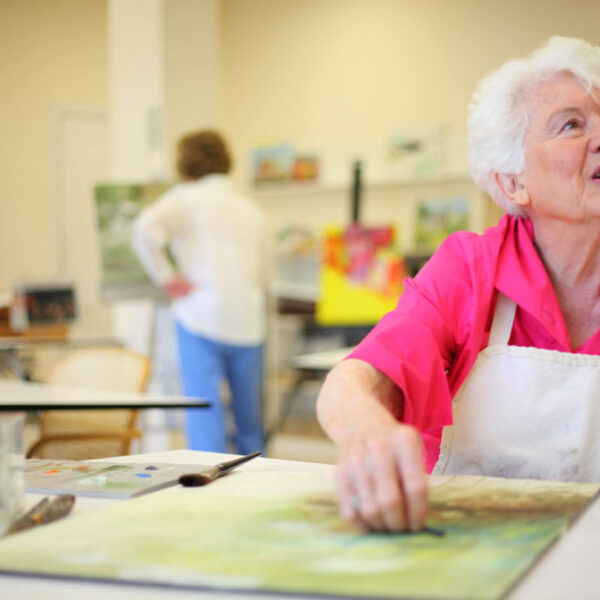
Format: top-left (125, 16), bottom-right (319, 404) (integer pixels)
top-left (266, 161), bottom-right (375, 441)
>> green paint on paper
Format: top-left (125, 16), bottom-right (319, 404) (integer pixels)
top-left (0, 471), bottom-right (596, 600)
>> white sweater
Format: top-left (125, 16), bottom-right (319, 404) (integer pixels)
top-left (131, 175), bottom-right (267, 345)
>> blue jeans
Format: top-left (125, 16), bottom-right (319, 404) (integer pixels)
top-left (175, 321), bottom-right (264, 454)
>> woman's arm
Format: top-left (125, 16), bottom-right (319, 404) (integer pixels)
top-left (131, 208), bottom-right (178, 286)
top-left (131, 191), bottom-right (193, 296)
top-left (316, 358), bottom-right (428, 532)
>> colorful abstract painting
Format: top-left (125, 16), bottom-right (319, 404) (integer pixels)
top-left (316, 224), bottom-right (406, 325)
top-left (0, 470), bottom-right (596, 599)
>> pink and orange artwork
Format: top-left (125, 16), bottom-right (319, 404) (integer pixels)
top-left (317, 224), bottom-right (406, 325)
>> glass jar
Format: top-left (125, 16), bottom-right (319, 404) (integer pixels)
top-left (0, 412), bottom-right (25, 535)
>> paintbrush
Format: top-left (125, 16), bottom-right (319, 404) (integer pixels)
top-left (5, 494), bottom-right (75, 535)
top-left (421, 525), bottom-right (445, 537)
top-left (179, 451), bottom-right (261, 487)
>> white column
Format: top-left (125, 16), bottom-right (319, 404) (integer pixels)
top-left (107, 0), bottom-right (165, 358)
top-left (107, 0), bottom-right (222, 452)
top-left (163, 0), bottom-right (222, 168)
top-left (107, 0), bottom-right (168, 451)
top-left (108, 0), bottom-right (166, 182)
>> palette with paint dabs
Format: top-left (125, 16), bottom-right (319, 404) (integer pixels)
top-left (25, 460), bottom-right (207, 499)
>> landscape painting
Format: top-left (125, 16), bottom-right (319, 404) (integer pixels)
top-left (0, 470), bottom-right (596, 600)
top-left (94, 182), bottom-right (169, 299)
top-left (415, 196), bottom-right (470, 250)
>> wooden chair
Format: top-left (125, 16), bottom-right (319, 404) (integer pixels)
top-left (27, 347), bottom-right (151, 460)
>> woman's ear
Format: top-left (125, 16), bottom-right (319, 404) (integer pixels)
top-left (494, 173), bottom-right (530, 207)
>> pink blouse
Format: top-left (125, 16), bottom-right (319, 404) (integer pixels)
top-left (348, 215), bottom-right (600, 471)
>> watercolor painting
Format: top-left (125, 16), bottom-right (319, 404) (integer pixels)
top-left (251, 143), bottom-right (295, 184)
top-left (0, 470), bottom-right (596, 599)
top-left (415, 196), bottom-right (470, 250)
top-left (25, 460), bottom-right (206, 499)
top-left (386, 125), bottom-right (444, 178)
top-left (94, 182), bottom-right (169, 297)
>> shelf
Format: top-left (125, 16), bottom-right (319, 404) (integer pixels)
top-left (250, 171), bottom-right (474, 198)
top-left (271, 280), bottom-right (319, 302)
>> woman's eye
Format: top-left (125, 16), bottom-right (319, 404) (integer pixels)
top-left (562, 119), bottom-right (582, 131)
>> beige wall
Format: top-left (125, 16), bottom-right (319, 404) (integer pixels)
top-left (164, 0), bottom-right (223, 173)
top-left (0, 0), bottom-right (107, 289)
top-left (220, 0), bottom-right (600, 187)
top-left (3, 0), bottom-right (600, 293)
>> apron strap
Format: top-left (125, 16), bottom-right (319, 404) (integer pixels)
top-left (488, 292), bottom-right (517, 346)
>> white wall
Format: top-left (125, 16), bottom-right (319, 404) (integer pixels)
top-left (220, 0), bottom-right (600, 189)
top-left (0, 0), bottom-right (107, 291)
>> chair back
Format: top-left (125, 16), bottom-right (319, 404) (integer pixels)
top-left (27, 347), bottom-right (151, 460)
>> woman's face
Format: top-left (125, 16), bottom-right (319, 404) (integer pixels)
top-left (518, 72), bottom-right (600, 223)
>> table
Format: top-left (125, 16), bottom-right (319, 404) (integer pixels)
top-left (0, 334), bottom-right (122, 380)
top-left (0, 379), bottom-right (210, 410)
top-left (289, 346), bottom-right (355, 371)
top-left (0, 449), bottom-right (598, 600)
top-left (0, 378), bottom-right (209, 466)
top-left (268, 346), bottom-right (353, 437)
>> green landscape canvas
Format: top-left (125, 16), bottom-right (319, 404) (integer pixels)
top-left (94, 182), bottom-right (170, 298)
top-left (0, 470), bottom-right (596, 600)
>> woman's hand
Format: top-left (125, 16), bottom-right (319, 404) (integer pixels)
top-left (316, 359), bottom-right (429, 533)
top-left (335, 423), bottom-right (428, 532)
top-left (163, 276), bottom-right (194, 298)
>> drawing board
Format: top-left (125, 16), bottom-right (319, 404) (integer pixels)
top-left (0, 470), bottom-right (597, 599)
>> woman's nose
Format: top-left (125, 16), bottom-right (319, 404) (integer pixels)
top-left (590, 119), bottom-right (600, 152)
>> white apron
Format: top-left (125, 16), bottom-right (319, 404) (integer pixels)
top-left (433, 292), bottom-right (600, 481)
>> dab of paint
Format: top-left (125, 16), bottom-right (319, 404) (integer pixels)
top-left (145, 465), bottom-right (158, 470)
top-left (135, 473), bottom-right (151, 478)
top-left (80, 475), bottom-right (107, 485)
top-left (44, 470), bottom-right (60, 474)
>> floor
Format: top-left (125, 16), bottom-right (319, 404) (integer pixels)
top-left (167, 420), bottom-right (337, 464)
top-left (266, 432), bottom-right (338, 464)
top-left (24, 418), bottom-right (338, 465)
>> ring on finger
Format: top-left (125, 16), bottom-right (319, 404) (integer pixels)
top-left (351, 492), bottom-right (369, 511)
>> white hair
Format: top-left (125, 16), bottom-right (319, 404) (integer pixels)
top-left (468, 36), bottom-right (600, 216)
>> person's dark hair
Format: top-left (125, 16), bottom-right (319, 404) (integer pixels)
top-left (176, 130), bottom-right (232, 180)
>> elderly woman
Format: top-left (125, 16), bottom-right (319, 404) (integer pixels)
top-left (316, 36), bottom-right (600, 534)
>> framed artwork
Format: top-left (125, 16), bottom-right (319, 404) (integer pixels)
top-left (94, 182), bottom-right (170, 300)
top-left (415, 196), bottom-right (470, 250)
top-left (251, 144), bottom-right (295, 184)
top-left (251, 144), bottom-right (319, 184)
top-left (9, 283), bottom-right (77, 331)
